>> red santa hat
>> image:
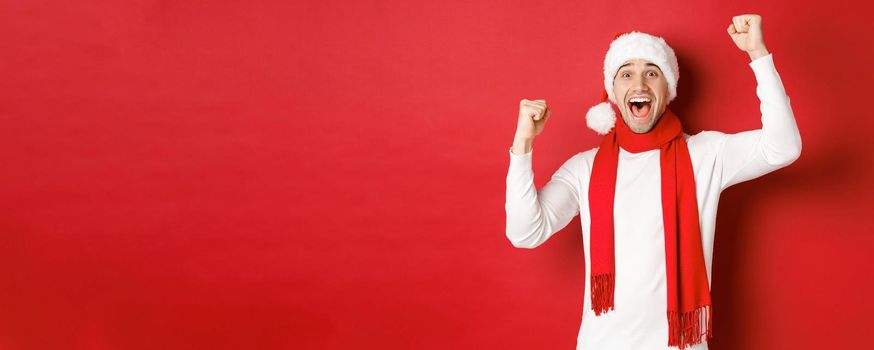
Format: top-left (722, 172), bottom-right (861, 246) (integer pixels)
top-left (585, 31), bottom-right (680, 135)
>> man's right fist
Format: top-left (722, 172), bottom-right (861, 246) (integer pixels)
top-left (515, 99), bottom-right (551, 141)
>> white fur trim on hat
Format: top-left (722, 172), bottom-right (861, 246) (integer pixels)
top-left (586, 101), bottom-right (616, 135)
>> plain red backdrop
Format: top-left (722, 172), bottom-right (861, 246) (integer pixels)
top-left (2, 0), bottom-right (873, 349)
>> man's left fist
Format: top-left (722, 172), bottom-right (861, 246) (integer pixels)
top-left (727, 14), bottom-right (769, 60)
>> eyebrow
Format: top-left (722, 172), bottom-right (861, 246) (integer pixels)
top-left (619, 62), bottom-right (660, 70)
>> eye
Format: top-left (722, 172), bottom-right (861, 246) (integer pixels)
top-left (647, 71), bottom-right (658, 77)
top-left (621, 72), bottom-right (630, 78)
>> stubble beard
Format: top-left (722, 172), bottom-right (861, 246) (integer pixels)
top-left (620, 105), bottom-right (662, 134)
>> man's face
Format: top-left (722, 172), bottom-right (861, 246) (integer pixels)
top-left (612, 59), bottom-right (670, 133)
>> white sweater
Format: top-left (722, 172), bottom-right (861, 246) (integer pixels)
top-left (504, 53), bottom-right (801, 350)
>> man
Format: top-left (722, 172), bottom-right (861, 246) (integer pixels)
top-left (504, 14), bottom-right (801, 350)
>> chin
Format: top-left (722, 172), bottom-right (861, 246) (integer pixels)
top-left (631, 125), bottom-right (653, 134)
top-left (622, 115), bottom-right (656, 133)
top-left (623, 107), bottom-right (663, 133)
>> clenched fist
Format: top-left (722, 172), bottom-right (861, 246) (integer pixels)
top-left (727, 14), bottom-right (770, 61)
top-left (515, 99), bottom-right (551, 139)
top-left (512, 99), bottom-right (551, 155)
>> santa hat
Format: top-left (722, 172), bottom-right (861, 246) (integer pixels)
top-left (585, 31), bottom-right (680, 135)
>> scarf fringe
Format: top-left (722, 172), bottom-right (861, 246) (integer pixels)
top-left (667, 304), bottom-right (713, 349)
top-left (591, 273), bottom-right (615, 315)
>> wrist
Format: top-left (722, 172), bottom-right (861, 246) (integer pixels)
top-left (513, 133), bottom-right (534, 143)
top-left (511, 137), bottom-right (533, 155)
top-left (748, 47), bottom-right (770, 61)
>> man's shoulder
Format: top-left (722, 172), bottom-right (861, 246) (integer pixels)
top-left (558, 147), bottom-right (599, 175)
top-left (685, 130), bottom-right (731, 153)
top-left (686, 129), bottom-right (729, 142)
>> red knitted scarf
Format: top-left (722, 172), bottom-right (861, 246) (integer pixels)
top-left (588, 106), bottom-right (713, 349)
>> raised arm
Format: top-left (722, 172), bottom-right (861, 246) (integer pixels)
top-left (720, 14), bottom-right (802, 189)
top-left (504, 99), bottom-right (581, 248)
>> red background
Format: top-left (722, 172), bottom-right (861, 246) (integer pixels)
top-left (2, 0), bottom-right (872, 349)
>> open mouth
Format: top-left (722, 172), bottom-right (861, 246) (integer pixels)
top-left (627, 97), bottom-right (652, 119)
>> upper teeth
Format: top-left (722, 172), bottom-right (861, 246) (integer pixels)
top-left (629, 97), bottom-right (651, 103)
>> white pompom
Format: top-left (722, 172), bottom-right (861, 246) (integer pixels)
top-left (585, 102), bottom-right (616, 135)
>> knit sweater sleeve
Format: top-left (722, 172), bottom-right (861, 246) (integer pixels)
top-left (504, 147), bottom-right (581, 248)
top-left (718, 53), bottom-right (802, 190)
top-left (504, 147), bottom-right (581, 249)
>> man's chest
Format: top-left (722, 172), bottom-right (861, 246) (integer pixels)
top-left (612, 150), bottom-right (665, 233)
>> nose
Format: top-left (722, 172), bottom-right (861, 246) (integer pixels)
top-left (631, 73), bottom-right (649, 92)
